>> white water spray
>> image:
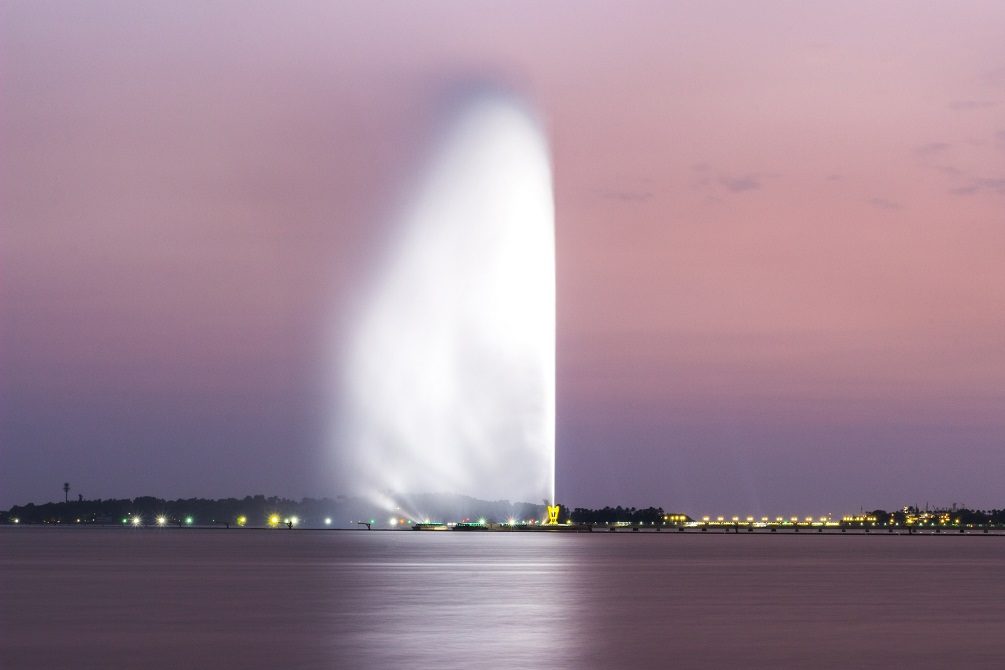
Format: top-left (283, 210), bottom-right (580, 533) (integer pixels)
top-left (336, 91), bottom-right (555, 513)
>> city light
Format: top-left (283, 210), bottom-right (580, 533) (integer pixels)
top-left (10, 501), bottom-right (999, 530)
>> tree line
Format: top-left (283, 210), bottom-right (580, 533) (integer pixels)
top-left (2, 495), bottom-right (306, 526)
top-left (4, 497), bottom-right (1001, 527)
top-left (569, 506), bottom-right (679, 525)
top-left (0, 493), bottom-right (552, 527)
top-left (866, 507), bottom-right (1005, 526)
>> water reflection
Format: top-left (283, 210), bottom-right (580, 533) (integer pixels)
top-left (325, 533), bottom-right (582, 668)
top-left (3, 529), bottom-right (1005, 669)
top-left (0, 529), bottom-right (584, 669)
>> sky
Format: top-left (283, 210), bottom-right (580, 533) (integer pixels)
top-left (2, 2), bottom-right (1003, 515)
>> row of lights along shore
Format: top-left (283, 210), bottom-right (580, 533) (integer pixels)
top-left (113, 515), bottom-right (335, 527)
top-left (12, 509), bottom-right (989, 528)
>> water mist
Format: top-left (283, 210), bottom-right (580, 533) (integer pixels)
top-left (336, 90), bottom-right (555, 516)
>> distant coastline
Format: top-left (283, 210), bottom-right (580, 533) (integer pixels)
top-left (3, 495), bottom-right (1003, 531)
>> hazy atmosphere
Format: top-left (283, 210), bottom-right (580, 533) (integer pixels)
top-left (3, 2), bottom-right (1003, 515)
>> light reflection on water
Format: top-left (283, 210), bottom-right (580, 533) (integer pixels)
top-left (0, 529), bottom-right (582, 669)
top-left (2, 528), bottom-right (1004, 669)
top-left (323, 534), bottom-right (581, 669)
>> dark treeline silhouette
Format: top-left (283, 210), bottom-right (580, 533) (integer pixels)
top-left (864, 507), bottom-right (1005, 526)
top-left (570, 506), bottom-right (678, 525)
top-left (3, 495), bottom-right (305, 527)
top-left (4, 497), bottom-right (1002, 528)
top-left (953, 508), bottom-right (1005, 525)
top-left (0, 494), bottom-right (553, 528)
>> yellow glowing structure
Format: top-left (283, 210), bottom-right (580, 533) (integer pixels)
top-left (546, 505), bottom-right (560, 525)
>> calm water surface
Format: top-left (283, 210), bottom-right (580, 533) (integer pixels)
top-left (2, 528), bottom-right (1003, 669)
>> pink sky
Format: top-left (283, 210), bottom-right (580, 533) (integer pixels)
top-left (2, 2), bottom-right (1003, 513)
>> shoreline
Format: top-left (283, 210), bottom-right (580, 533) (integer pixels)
top-left (3, 525), bottom-right (1004, 536)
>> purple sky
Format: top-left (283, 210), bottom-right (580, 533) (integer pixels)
top-left (3, 3), bottom-right (1003, 515)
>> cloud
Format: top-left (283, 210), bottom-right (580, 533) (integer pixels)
top-left (689, 165), bottom-right (768, 199)
top-left (950, 177), bottom-right (1005, 196)
top-left (937, 165), bottom-right (965, 177)
top-left (868, 197), bottom-right (901, 210)
top-left (984, 67), bottom-right (1005, 87)
top-left (915, 142), bottom-right (950, 155)
top-left (948, 100), bottom-right (997, 110)
top-left (718, 175), bottom-right (761, 193)
top-left (593, 187), bottom-right (653, 202)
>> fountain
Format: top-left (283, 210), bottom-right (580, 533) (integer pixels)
top-left (335, 89), bottom-right (555, 518)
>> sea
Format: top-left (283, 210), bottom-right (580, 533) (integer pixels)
top-left (2, 527), bottom-right (1003, 669)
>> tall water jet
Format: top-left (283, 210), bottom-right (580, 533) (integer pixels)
top-left (336, 90), bottom-right (555, 515)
